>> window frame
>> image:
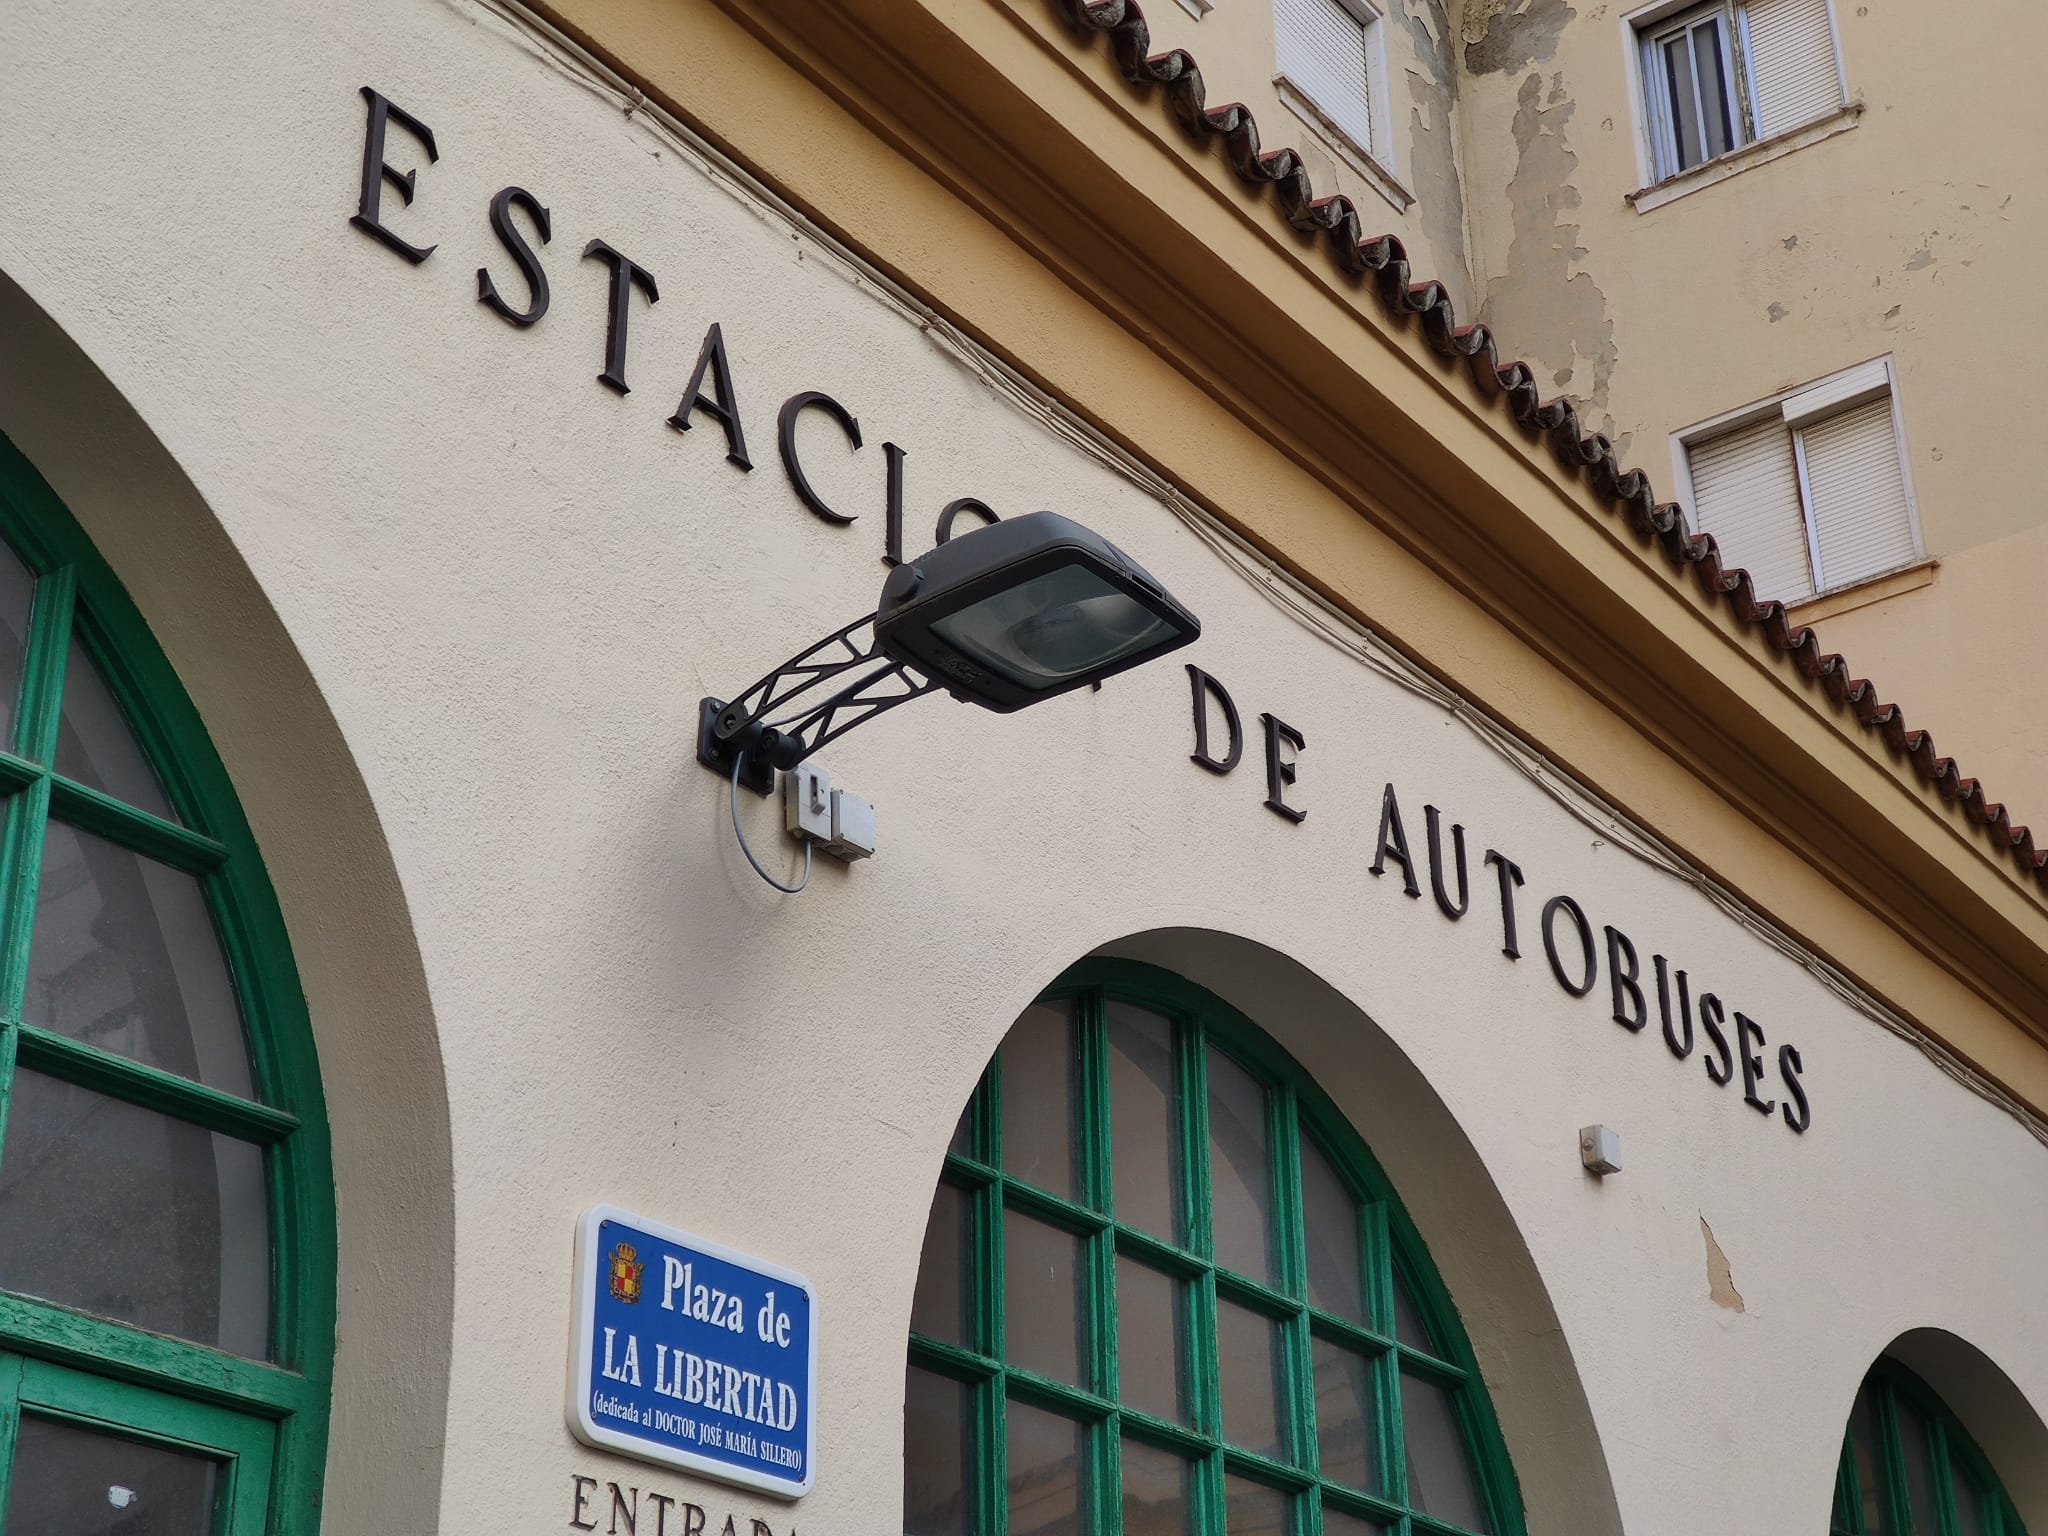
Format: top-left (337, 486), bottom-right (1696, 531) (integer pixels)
top-left (0, 429), bottom-right (336, 1531)
top-left (1623, 0), bottom-right (1850, 189)
top-left (905, 958), bottom-right (1523, 1535)
top-left (1269, 0), bottom-right (1410, 213)
top-left (1830, 1360), bottom-right (2030, 1536)
top-left (1670, 355), bottom-right (1926, 608)
top-left (1639, 1), bottom-right (1750, 179)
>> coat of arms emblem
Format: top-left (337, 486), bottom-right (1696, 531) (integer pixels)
top-left (608, 1240), bottom-right (644, 1304)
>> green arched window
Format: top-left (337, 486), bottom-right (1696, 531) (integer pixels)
top-left (904, 961), bottom-right (1520, 1535)
top-left (1831, 1361), bottom-right (2028, 1536)
top-left (0, 435), bottom-right (333, 1533)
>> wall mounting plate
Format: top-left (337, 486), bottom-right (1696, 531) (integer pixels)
top-left (697, 696), bottom-right (774, 796)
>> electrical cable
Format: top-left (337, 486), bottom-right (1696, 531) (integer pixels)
top-left (731, 751), bottom-right (810, 895)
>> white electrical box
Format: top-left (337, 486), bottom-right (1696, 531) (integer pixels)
top-left (825, 788), bottom-right (876, 861)
top-left (1579, 1124), bottom-right (1622, 1176)
top-left (783, 763), bottom-right (833, 843)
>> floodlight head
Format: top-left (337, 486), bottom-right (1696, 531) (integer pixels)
top-left (874, 510), bottom-right (1201, 712)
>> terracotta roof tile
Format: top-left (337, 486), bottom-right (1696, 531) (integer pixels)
top-left (1055, 0), bottom-right (2048, 893)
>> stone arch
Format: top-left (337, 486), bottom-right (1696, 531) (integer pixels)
top-left (0, 262), bottom-right (455, 1533)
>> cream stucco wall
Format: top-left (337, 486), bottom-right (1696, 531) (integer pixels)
top-left (4, 1), bottom-right (2048, 1534)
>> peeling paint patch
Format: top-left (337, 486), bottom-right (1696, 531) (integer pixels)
top-left (1702, 1217), bottom-right (1746, 1313)
top-left (1905, 247), bottom-right (1935, 270)
top-left (1767, 302), bottom-right (1788, 323)
top-left (1479, 72), bottom-right (1619, 428)
top-left (1464, 0), bottom-right (1576, 75)
top-left (1403, 0), bottom-right (1472, 313)
top-left (1781, 234), bottom-right (1800, 250)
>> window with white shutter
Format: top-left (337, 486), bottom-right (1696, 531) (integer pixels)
top-left (1273, 0), bottom-right (1382, 158)
top-left (1632, 0), bottom-right (1845, 181)
top-left (1681, 360), bottom-right (1921, 607)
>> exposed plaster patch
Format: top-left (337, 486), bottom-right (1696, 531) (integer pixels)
top-left (1463, 0), bottom-right (1576, 75)
top-left (1701, 1217), bottom-right (1746, 1313)
top-left (1479, 72), bottom-right (1619, 432)
top-left (1403, 0), bottom-right (1473, 312)
top-left (1767, 302), bottom-right (1788, 323)
top-left (1782, 234), bottom-right (1800, 250)
top-left (1905, 247), bottom-right (1935, 271)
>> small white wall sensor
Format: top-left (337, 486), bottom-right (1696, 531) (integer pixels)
top-left (825, 788), bottom-right (876, 861)
top-left (1579, 1124), bottom-right (1622, 1176)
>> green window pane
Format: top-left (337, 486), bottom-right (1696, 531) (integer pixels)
top-left (1298, 1132), bottom-right (1362, 1325)
top-left (1114, 1254), bottom-right (1188, 1424)
top-left (1120, 1437), bottom-right (1194, 1536)
top-left (5, 1410), bottom-right (221, 1535)
top-left (0, 541), bottom-right (33, 750)
top-left (911, 1182), bottom-right (970, 1347)
top-left (1949, 1450), bottom-right (1988, 1536)
top-left (1216, 1297), bottom-right (1285, 1462)
top-left (0, 1068), bottom-right (270, 1358)
top-left (1002, 1208), bottom-right (1088, 1388)
top-left (904, 1367), bottom-right (972, 1536)
top-left (1390, 1261), bottom-right (1434, 1353)
top-left (1001, 1001), bottom-right (1077, 1200)
top-left (55, 632), bottom-right (177, 822)
top-left (29, 819), bottom-right (254, 1099)
top-left (1895, 1398), bottom-right (1939, 1536)
top-left (1320, 1507), bottom-right (1389, 1536)
top-left (1106, 1001), bottom-right (1178, 1240)
top-left (1005, 1399), bottom-right (1084, 1536)
top-left (1207, 1046), bottom-right (1275, 1286)
top-left (1311, 1334), bottom-right (1378, 1493)
top-left (1401, 1369), bottom-right (1491, 1534)
top-left (1222, 1476), bottom-right (1290, 1535)
top-left (1851, 1383), bottom-right (1890, 1536)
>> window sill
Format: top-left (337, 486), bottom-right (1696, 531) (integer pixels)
top-left (1171, 0), bottom-right (1212, 17)
top-left (1271, 75), bottom-right (1414, 215)
top-left (1628, 101), bottom-right (1864, 214)
top-left (1786, 558), bottom-right (1938, 625)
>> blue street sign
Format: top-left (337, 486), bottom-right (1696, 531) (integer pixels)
top-left (569, 1206), bottom-right (817, 1498)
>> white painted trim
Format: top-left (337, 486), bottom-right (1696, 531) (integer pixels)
top-left (1789, 424), bottom-right (1827, 591)
top-left (1172, 0), bottom-right (1214, 19)
top-left (1272, 73), bottom-right (1416, 214)
top-left (1625, 100), bottom-right (1861, 211)
top-left (1824, 0), bottom-right (1850, 104)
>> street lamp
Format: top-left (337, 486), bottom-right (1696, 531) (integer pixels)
top-left (698, 510), bottom-right (1201, 794)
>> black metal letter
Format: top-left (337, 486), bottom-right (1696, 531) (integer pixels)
top-left (1186, 665), bottom-right (1242, 774)
top-left (1483, 849), bottom-right (1524, 958)
top-left (609, 1484), bottom-right (638, 1534)
top-left (1605, 926), bottom-right (1645, 1031)
top-left (581, 240), bottom-right (659, 395)
top-left (476, 186), bottom-right (551, 327)
top-left (1699, 993), bottom-right (1734, 1085)
top-left (1735, 1013), bottom-right (1775, 1116)
top-left (669, 323), bottom-right (752, 468)
top-left (681, 1506), bottom-right (707, 1536)
top-left (350, 87), bottom-right (439, 264)
top-left (883, 442), bottom-right (907, 564)
top-left (1654, 954), bottom-right (1694, 1058)
top-left (937, 497), bottom-right (1000, 544)
top-left (1778, 1044), bottom-right (1811, 1133)
top-left (1541, 895), bottom-right (1596, 998)
top-left (570, 1475), bottom-right (599, 1531)
top-left (778, 391), bottom-right (862, 523)
top-left (1369, 783), bottom-right (1417, 893)
top-left (1261, 714), bottom-right (1306, 823)
top-left (1423, 805), bottom-right (1467, 918)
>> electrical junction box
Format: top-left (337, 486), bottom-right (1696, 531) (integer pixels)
top-left (783, 763), bottom-right (833, 843)
top-left (1579, 1124), bottom-right (1622, 1176)
top-left (826, 788), bottom-right (876, 861)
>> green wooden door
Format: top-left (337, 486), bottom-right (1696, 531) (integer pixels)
top-left (0, 1354), bottom-right (274, 1535)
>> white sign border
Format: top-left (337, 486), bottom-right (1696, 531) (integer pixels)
top-left (568, 1204), bottom-right (819, 1500)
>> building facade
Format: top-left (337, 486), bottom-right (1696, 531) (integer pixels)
top-left (1, 1), bottom-right (2046, 1534)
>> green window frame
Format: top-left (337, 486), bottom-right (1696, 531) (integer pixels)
top-left (0, 431), bottom-right (335, 1530)
top-left (1830, 1360), bottom-right (2028, 1536)
top-left (906, 959), bottom-right (1522, 1535)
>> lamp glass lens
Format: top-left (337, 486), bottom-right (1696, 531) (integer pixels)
top-left (930, 563), bottom-right (1176, 690)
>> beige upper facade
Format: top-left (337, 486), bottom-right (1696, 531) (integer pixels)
top-left (1132, 0), bottom-right (2048, 828)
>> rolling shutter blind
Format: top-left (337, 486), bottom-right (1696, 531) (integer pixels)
top-left (1275, 0), bottom-right (1376, 153)
top-left (1799, 396), bottom-right (1914, 591)
top-left (1689, 415), bottom-right (1813, 602)
top-left (1744, 0), bottom-right (1841, 138)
